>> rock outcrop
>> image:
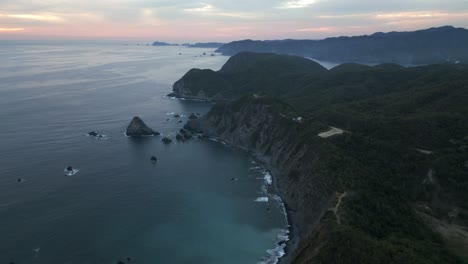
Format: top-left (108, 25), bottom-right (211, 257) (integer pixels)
top-left (188, 113), bottom-right (198, 120)
top-left (176, 133), bottom-right (184, 141)
top-left (88, 131), bottom-right (98, 137)
top-left (126, 117), bottom-right (160, 137)
top-left (161, 137), bottom-right (172, 144)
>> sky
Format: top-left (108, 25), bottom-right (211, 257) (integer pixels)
top-left (1, 0), bottom-right (468, 42)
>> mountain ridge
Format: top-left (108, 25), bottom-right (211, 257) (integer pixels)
top-left (216, 26), bottom-right (468, 65)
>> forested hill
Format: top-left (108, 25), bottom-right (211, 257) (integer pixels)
top-left (175, 51), bottom-right (468, 263)
top-left (216, 26), bottom-right (468, 65)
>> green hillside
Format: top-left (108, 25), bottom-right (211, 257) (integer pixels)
top-left (176, 52), bottom-right (468, 263)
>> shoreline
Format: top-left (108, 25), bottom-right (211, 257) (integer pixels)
top-left (252, 156), bottom-right (299, 264)
top-left (207, 137), bottom-right (299, 264)
top-left (172, 96), bottom-right (300, 263)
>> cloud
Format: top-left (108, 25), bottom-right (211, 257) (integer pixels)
top-left (0, 13), bottom-right (64, 22)
top-left (316, 10), bottom-right (468, 24)
top-left (0, 0), bottom-right (468, 40)
top-left (278, 0), bottom-right (316, 9)
top-left (141, 8), bottom-right (162, 26)
top-left (184, 4), bottom-right (215, 13)
top-left (297, 27), bottom-right (336, 32)
top-left (375, 11), bottom-right (468, 20)
top-left (183, 3), bottom-right (260, 19)
top-left (317, 14), bottom-right (369, 19)
top-left (0, 27), bottom-right (24, 31)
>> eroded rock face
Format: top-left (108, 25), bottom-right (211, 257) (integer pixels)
top-left (186, 95), bottom-right (334, 232)
top-left (126, 116), bottom-right (160, 137)
top-left (184, 95), bottom-right (336, 262)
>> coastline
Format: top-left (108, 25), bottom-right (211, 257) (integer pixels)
top-left (251, 156), bottom-right (299, 264)
top-left (207, 137), bottom-right (298, 264)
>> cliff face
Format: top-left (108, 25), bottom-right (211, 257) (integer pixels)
top-left (184, 95), bottom-right (467, 264)
top-left (186, 96), bottom-right (336, 255)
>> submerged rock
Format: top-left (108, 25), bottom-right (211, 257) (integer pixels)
top-left (176, 133), bottom-right (184, 141)
top-left (188, 113), bottom-right (198, 120)
top-left (126, 116), bottom-right (160, 137)
top-left (174, 114), bottom-right (181, 118)
top-left (161, 137), bottom-right (172, 144)
top-left (179, 128), bottom-right (193, 139)
top-left (17, 178), bottom-right (23, 183)
top-left (66, 166), bottom-right (73, 171)
top-left (88, 131), bottom-right (98, 137)
top-left (150, 156), bottom-right (158, 163)
top-left (88, 131), bottom-right (106, 139)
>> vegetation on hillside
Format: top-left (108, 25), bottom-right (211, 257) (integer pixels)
top-left (177, 52), bottom-right (468, 263)
top-left (216, 26), bottom-right (468, 65)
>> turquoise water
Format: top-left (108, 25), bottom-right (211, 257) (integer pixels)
top-left (0, 43), bottom-right (288, 263)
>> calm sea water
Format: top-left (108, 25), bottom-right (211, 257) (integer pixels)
top-left (0, 43), bottom-right (288, 264)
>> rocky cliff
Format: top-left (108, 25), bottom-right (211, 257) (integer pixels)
top-left (185, 95), bottom-right (338, 262)
top-left (184, 94), bottom-right (466, 263)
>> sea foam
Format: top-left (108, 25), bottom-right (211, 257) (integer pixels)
top-left (250, 159), bottom-right (290, 264)
top-left (64, 168), bottom-right (79, 176)
top-left (254, 197), bottom-right (269, 202)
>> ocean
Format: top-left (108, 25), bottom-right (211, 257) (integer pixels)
top-left (0, 43), bottom-right (288, 263)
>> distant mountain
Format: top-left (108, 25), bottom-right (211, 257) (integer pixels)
top-left (152, 41), bottom-right (178, 46)
top-left (216, 26), bottom-right (468, 65)
top-left (187, 42), bottom-right (224, 48)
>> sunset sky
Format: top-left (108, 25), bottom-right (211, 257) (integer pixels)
top-left (1, 0), bottom-right (468, 42)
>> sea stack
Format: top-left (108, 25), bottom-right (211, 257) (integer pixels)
top-left (126, 116), bottom-right (160, 137)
